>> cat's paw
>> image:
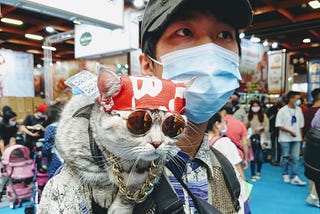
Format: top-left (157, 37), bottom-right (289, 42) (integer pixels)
top-left (108, 194), bottom-right (134, 214)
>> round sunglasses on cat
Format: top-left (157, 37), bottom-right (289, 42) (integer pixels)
top-left (111, 110), bottom-right (186, 137)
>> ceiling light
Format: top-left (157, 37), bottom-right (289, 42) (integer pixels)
top-left (1, 18), bottom-right (23, 25)
top-left (27, 49), bottom-right (42, 54)
top-left (45, 26), bottom-right (55, 33)
top-left (271, 42), bottom-right (278, 48)
top-left (263, 40), bottom-right (269, 47)
top-left (239, 33), bottom-right (245, 39)
top-left (36, 64), bottom-right (42, 68)
top-left (72, 19), bottom-right (82, 25)
top-left (303, 38), bottom-right (311, 43)
top-left (42, 45), bottom-right (56, 51)
top-left (311, 43), bottom-right (320, 47)
top-left (25, 33), bottom-right (43, 40)
top-left (250, 36), bottom-right (261, 43)
top-left (133, 0), bottom-right (145, 9)
top-left (308, 0), bottom-right (320, 9)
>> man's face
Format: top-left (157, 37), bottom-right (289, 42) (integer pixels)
top-left (290, 95), bottom-right (300, 105)
top-left (230, 94), bottom-right (239, 102)
top-left (140, 9), bottom-right (239, 77)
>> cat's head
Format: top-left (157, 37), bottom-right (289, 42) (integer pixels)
top-left (90, 67), bottom-right (188, 162)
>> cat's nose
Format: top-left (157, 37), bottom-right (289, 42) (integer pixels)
top-left (151, 142), bottom-right (161, 148)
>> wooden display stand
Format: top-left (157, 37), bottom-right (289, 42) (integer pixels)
top-left (0, 97), bottom-right (45, 123)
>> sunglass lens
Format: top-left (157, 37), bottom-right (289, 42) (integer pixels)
top-left (162, 115), bottom-right (186, 138)
top-left (127, 111), bottom-right (152, 135)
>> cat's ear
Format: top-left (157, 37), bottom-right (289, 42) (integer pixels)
top-left (97, 66), bottom-right (121, 101)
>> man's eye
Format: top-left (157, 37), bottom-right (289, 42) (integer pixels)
top-left (218, 31), bottom-right (233, 39)
top-left (176, 28), bottom-right (193, 37)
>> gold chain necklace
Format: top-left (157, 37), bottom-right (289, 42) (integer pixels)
top-left (109, 153), bottom-right (162, 203)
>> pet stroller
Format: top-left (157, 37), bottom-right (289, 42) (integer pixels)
top-left (0, 145), bottom-right (34, 208)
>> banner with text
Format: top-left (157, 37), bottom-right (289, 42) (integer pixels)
top-left (267, 50), bottom-right (286, 94)
top-left (239, 39), bottom-right (268, 93)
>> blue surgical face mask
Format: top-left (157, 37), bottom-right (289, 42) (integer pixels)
top-left (295, 99), bottom-right (301, 107)
top-left (39, 113), bottom-right (46, 119)
top-left (150, 43), bottom-right (241, 123)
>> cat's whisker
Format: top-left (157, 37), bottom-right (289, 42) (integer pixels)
top-left (126, 158), bottom-right (140, 186)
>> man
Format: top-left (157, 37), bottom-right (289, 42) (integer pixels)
top-left (20, 103), bottom-right (48, 155)
top-left (303, 88), bottom-right (320, 207)
top-left (275, 91), bottom-right (306, 185)
top-left (230, 92), bottom-right (248, 124)
top-left (304, 88), bottom-right (320, 136)
top-left (139, 0), bottom-right (253, 213)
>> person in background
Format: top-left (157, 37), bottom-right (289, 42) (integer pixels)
top-left (138, 0), bottom-right (253, 213)
top-left (0, 108), bottom-right (18, 156)
top-left (230, 92), bottom-right (248, 124)
top-left (20, 103), bottom-right (48, 156)
top-left (42, 103), bottom-right (63, 178)
top-left (304, 88), bottom-right (320, 136)
top-left (207, 112), bottom-right (249, 214)
top-left (247, 100), bottom-right (270, 181)
top-left (276, 91), bottom-right (306, 185)
top-left (0, 105), bottom-right (12, 123)
top-left (221, 102), bottom-right (249, 169)
top-left (266, 97), bottom-right (285, 166)
top-left (303, 88), bottom-right (320, 207)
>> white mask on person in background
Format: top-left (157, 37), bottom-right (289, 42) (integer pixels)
top-left (39, 113), bottom-right (46, 119)
top-left (9, 120), bottom-right (16, 126)
top-left (218, 121), bottom-right (228, 136)
top-left (251, 106), bottom-right (260, 113)
top-left (149, 43), bottom-right (241, 123)
top-left (295, 99), bottom-right (301, 107)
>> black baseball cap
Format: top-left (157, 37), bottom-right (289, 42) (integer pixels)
top-left (141, 0), bottom-right (253, 44)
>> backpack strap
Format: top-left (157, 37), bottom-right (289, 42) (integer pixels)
top-left (209, 136), bottom-right (222, 146)
top-left (210, 147), bottom-right (241, 212)
top-left (133, 174), bottom-right (184, 214)
top-left (169, 168), bottom-right (222, 214)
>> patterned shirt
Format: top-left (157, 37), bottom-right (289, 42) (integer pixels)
top-left (166, 134), bottom-right (239, 214)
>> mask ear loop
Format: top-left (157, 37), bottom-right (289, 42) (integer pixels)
top-left (147, 55), bottom-right (163, 66)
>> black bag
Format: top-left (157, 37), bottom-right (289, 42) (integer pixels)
top-left (24, 204), bottom-right (35, 214)
top-left (250, 134), bottom-right (261, 150)
top-left (304, 128), bottom-right (320, 172)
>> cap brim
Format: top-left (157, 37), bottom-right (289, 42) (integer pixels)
top-left (147, 0), bottom-right (253, 34)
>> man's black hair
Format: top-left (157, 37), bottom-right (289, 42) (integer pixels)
top-left (311, 88), bottom-right (320, 102)
top-left (222, 102), bottom-right (234, 115)
top-left (286, 91), bottom-right (300, 104)
top-left (233, 92), bottom-right (240, 98)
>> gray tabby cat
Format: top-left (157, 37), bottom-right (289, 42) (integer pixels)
top-left (38, 68), bottom-right (187, 214)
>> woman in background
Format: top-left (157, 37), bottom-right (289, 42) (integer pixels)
top-left (247, 100), bottom-right (270, 181)
top-left (42, 103), bottom-right (63, 178)
top-left (0, 108), bottom-right (18, 156)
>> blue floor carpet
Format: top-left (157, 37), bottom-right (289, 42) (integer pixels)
top-left (1, 161), bottom-right (319, 213)
top-left (246, 162), bottom-right (320, 214)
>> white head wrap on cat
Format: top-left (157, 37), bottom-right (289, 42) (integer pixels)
top-left (98, 73), bottom-right (186, 114)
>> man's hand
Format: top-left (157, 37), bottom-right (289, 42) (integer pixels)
top-left (32, 132), bottom-right (40, 138)
top-left (289, 130), bottom-right (296, 137)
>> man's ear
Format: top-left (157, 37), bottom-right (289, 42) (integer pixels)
top-left (139, 53), bottom-right (156, 76)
